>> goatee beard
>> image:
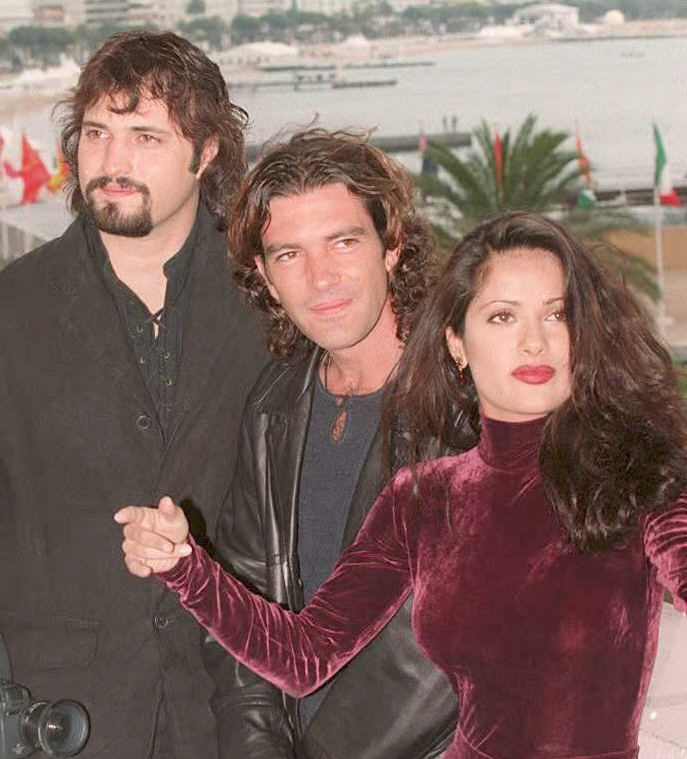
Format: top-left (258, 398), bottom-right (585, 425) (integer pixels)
top-left (84, 176), bottom-right (153, 238)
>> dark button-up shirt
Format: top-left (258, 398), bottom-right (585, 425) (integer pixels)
top-left (85, 215), bottom-right (199, 435)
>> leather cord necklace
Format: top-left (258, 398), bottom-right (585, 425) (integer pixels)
top-left (323, 352), bottom-right (352, 443)
top-left (323, 351), bottom-right (397, 443)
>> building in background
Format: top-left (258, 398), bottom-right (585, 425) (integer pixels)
top-left (511, 2), bottom-right (579, 33)
top-left (236, 0), bottom-right (289, 18)
top-left (0, 0), bottom-right (33, 33)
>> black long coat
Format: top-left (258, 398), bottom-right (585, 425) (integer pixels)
top-left (0, 209), bottom-right (267, 759)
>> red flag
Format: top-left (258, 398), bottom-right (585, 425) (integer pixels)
top-left (3, 133), bottom-right (50, 204)
top-left (48, 142), bottom-right (70, 194)
top-left (493, 131), bottom-right (503, 188)
top-left (575, 123), bottom-right (592, 187)
top-left (418, 132), bottom-right (427, 154)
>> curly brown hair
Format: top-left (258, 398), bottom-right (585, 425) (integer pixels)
top-left (230, 128), bottom-right (436, 358)
top-left (385, 211), bottom-right (687, 551)
top-left (56, 30), bottom-right (247, 230)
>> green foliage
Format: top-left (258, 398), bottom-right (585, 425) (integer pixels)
top-left (564, 0), bottom-right (687, 21)
top-left (414, 115), bottom-right (657, 301)
top-left (230, 14), bottom-right (262, 43)
top-left (186, 0), bottom-right (206, 14)
top-left (8, 25), bottom-right (75, 65)
top-left (416, 115), bottom-right (581, 231)
top-left (178, 16), bottom-right (227, 49)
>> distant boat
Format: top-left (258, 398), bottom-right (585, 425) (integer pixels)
top-left (256, 61), bottom-right (336, 73)
top-left (343, 59), bottom-right (435, 70)
top-left (331, 77), bottom-right (397, 89)
top-left (232, 72), bottom-right (397, 91)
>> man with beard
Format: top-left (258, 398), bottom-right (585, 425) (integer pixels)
top-left (0, 31), bottom-right (265, 759)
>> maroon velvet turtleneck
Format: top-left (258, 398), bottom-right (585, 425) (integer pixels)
top-left (160, 415), bottom-right (687, 759)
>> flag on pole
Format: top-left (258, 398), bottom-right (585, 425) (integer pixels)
top-left (48, 143), bottom-right (70, 194)
top-left (418, 132), bottom-right (427, 154)
top-left (3, 133), bottom-right (50, 205)
top-left (653, 124), bottom-right (681, 207)
top-left (493, 130), bottom-right (504, 188)
top-left (419, 131), bottom-right (437, 176)
top-left (574, 123), bottom-right (592, 186)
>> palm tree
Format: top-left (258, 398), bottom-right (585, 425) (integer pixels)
top-left (415, 114), bottom-right (657, 300)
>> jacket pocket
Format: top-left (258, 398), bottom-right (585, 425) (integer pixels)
top-left (0, 608), bottom-right (99, 671)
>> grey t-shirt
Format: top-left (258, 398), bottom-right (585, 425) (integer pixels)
top-left (297, 376), bottom-right (383, 727)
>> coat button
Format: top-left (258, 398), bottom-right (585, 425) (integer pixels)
top-left (136, 414), bottom-right (151, 430)
top-left (153, 614), bottom-right (173, 630)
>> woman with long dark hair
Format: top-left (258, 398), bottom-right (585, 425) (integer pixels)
top-left (117, 212), bottom-right (687, 759)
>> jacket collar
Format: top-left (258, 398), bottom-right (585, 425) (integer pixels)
top-left (45, 207), bottom-right (239, 441)
top-left (261, 348), bottom-right (386, 599)
top-left (47, 216), bottom-right (157, 418)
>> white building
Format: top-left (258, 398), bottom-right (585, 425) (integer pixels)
top-left (512, 3), bottom-right (579, 33)
top-left (295, 0), bottom-right (353, 15)
top-left (0, 0), bottom-right (33, 33)
top-left (236, 0), bottom-right (290, 18)
top-left (601, 9), bottom-right (625, 26)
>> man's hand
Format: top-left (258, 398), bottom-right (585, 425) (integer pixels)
top-left (114, 496), bottom-right (191, 577)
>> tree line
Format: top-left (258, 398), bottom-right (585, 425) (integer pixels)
top-left (1, 0), bottom-right (685, 68)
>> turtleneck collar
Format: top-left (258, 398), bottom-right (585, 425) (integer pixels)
top-left (477, 414), bottom-right (548, 470)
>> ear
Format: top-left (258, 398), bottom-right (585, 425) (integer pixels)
top-left (195, 135), bottom-right (219, 178)
top-left (254, 255), bottom-right (280, 303)
top-left (383, 242), bottom-right (401, 275)
top-left (445, 327), bottom-right (467, 369)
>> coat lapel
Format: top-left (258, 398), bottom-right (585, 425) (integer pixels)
top-left (164, 221), bottom-right (232, 443)
top-left (265, 350), bottom-right (321, 608)
top-left (48, 218), bottom-right (156, 416)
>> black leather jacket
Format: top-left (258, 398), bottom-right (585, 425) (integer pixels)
top-left (202, 349), bottom-right (458, 759)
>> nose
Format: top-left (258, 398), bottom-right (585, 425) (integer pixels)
top-left (519, 318), bottom-right (546, 356)
top-left (101, 136), bottom-right (132, 177)
top-left (307, 251), bottom-right (340, 292)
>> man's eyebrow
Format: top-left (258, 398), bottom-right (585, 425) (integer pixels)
top-left (81, 120), bottom-right (171, 135)
top-left (263, 226), bottom-right (368, 256)
top-left (264, 242), bottom-right (296, 256)
top-left (324, 225), bottom-right (366, 241)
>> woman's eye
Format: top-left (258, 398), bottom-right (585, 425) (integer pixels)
top-left (488, 311), bottom-right (514, 324)
top-left (547, 310), bottom-right (567, 322)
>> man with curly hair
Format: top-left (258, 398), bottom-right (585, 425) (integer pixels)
top-left (0, 31), bottom-right (265, 758)
top-left (202, 129), bottom-right (457, 759)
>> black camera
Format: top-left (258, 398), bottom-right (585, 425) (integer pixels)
top-left (0, 635), bottom-right (89, 758)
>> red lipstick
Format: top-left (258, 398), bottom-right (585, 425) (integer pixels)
top-left (511, 365), bottom-right (555, 384)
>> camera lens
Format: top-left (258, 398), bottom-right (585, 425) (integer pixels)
top-left (22, 700), bottom-right (90, 757)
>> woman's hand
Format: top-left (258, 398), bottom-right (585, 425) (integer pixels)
top-left (114, 496), bottom-right (191, 577)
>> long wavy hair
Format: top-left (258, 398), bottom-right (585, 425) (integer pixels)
top-left (230, 128), bottom-right (436, 358)
top-left (385, 211), bottom-right (687, 551)
top-left (56, 30), bottom-right (247, 230)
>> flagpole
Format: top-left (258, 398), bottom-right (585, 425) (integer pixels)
top-left (653, 187), bottom-right (667, 339)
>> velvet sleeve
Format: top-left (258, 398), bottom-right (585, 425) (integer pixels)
top-left (643, 492), bottom-right (687, 612)
top-left (159, 481), bottom-right (413, 698)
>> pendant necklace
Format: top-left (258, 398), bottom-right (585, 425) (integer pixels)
top-left (323, 353), bottom-right (351, 443)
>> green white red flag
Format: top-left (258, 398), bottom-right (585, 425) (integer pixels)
top-left (653, 124), bottom-right (681, 207)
